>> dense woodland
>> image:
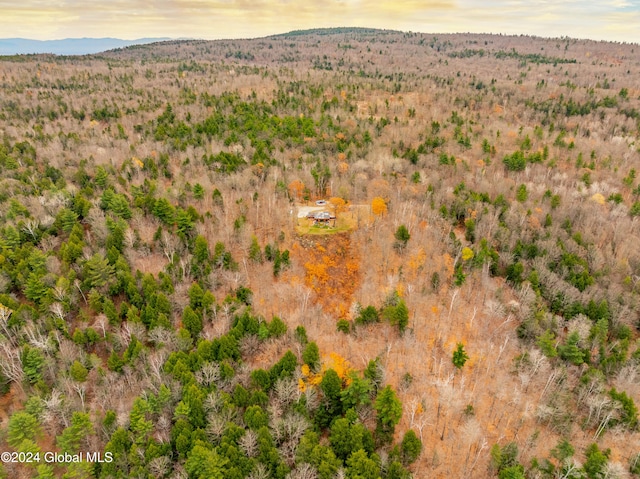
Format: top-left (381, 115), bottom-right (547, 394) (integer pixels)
top-left (0, 28), bottom-right (639, 478)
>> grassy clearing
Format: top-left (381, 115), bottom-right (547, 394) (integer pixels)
top-left (296, 211), bottom-right (360, 235)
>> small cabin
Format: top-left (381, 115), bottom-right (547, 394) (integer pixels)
top-left (307, 211), bottom-right (336, 226)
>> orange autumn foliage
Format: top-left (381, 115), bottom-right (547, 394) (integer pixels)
top-left (298, 352), bottom-right (353, 392)
top-left (326, 352), bottom-right (351, 382)
top-left (443, 253), bottom-right (455, 279)
top-left (371, 197), bottom-right (387, 216)
top-left (301, 235), bottom-right (360, 316)
top-left (288, 179), bottom-right (305, 201)
top-left (408, 248), bottom-right (426, 274)
top-left (329, 197), bottom-right (347, 215)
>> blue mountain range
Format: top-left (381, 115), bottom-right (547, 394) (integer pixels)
top-left (0, 37), bottom-right (172, 56)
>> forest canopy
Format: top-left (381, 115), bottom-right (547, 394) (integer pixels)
top-left (0, 30), bottom-right (639, 479)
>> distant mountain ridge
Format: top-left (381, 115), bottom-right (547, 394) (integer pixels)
top-left (270, 27), bottom-right (402, 37)
top-left (0, 37), bottom-right (172, 56)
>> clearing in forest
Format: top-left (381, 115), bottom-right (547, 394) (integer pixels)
top-left (295, 204), bottom-right (370, 235)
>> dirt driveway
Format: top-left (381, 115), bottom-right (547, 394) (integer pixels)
top-left (296, 206), bottom-right (327, 218)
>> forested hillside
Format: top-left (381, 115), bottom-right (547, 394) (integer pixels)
top-left (0, 29), bottom-right (639, 478)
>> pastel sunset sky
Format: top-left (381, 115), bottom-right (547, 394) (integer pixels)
top-left (2, 0), bottom-right (639, 42)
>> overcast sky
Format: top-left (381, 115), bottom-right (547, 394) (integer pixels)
top-left (2, 0), bottom-right (639, 43)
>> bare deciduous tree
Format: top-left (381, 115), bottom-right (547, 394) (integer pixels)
top-left (247, 463), bottom-right (271, 479)
top-left (195, 362), bottom-right (220, 388)
top-left (239, 429), bottom-right (259, 458)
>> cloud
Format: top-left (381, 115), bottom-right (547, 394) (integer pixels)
top-left (0, 0), bottom-right (638, 42)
